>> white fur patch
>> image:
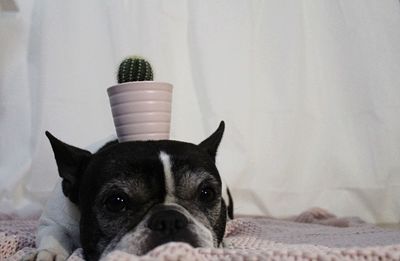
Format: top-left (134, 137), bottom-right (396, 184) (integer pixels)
top-left (159, 151), bottom-right (175, 203)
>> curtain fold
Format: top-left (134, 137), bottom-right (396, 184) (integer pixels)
top-left (1, 0), bottom-right (399, 223)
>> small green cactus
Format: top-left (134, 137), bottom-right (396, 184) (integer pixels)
top-left (117, 56), bottom-right (154, 83)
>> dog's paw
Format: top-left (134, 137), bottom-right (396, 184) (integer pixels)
top-left (294, 207), bottom-right (350, 227)
top-left (22, 249), bottom-right (68, 261)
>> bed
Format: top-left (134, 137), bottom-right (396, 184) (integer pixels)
top-left (2, 211), bottom-right (400, 261)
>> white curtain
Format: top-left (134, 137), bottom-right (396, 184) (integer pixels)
top-left (1, 0), bottom-right (400, 223)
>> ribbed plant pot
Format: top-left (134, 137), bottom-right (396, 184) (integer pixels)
top-left (107, 81), bottom-right (173, 142)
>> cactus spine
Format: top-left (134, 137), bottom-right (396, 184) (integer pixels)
top-left (118, 56), bottom-right (154, 83)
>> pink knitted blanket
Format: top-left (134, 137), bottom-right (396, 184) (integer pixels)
top-left (2, 216), bottom-right (400, 260)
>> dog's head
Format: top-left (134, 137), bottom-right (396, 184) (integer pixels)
top-left (46, 122), bottom-right (232, 260)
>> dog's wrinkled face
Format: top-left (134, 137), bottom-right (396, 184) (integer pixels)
top-left (81, 142), bottom-right (227, 259)
top-left (46, 122), bottom-right (231, 260)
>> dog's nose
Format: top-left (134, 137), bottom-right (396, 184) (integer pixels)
top-left (148, 209), bottom-right (188, 235)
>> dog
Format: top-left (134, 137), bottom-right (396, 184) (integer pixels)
top-left (31, 121), bottom-right (233, 260)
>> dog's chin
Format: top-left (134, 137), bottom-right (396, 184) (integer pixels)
top-left (100, 227), bottom-right (214, 258)
top-left (145, 232), bottom-right (204, 253)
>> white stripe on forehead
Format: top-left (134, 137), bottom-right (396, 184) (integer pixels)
top-left (159, 151), bottom-right (175, 203)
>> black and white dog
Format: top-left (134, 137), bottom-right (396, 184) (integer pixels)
top-left (32, 121), bottom-right (233, 260)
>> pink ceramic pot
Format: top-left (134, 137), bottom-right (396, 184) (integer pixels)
top-left (107, 81), bottom-right (173, 142)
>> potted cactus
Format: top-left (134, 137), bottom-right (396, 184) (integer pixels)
top-left (107, 56), bottom-right (173, 142)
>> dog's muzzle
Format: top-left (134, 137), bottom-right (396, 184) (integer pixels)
top-left (101, 203), bottom-right (214, 258)
top-left (146, 205), bottom-right (198, 245)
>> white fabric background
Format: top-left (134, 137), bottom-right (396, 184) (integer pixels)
top-left (1, 0), bottom-right (400, 223)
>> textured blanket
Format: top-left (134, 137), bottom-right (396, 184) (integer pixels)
top-left (2, 215), bottom-right (400, 260)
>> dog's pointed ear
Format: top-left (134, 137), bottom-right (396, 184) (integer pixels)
top-left (198, 121), bottom-right (225, 162)
top-left (45, 131), bottom-right (91, 204)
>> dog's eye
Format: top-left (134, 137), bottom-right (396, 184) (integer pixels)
top-left (104, 194), bottom-right (128, 213)
top-left (198, 187), bottom-right (216, 203)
